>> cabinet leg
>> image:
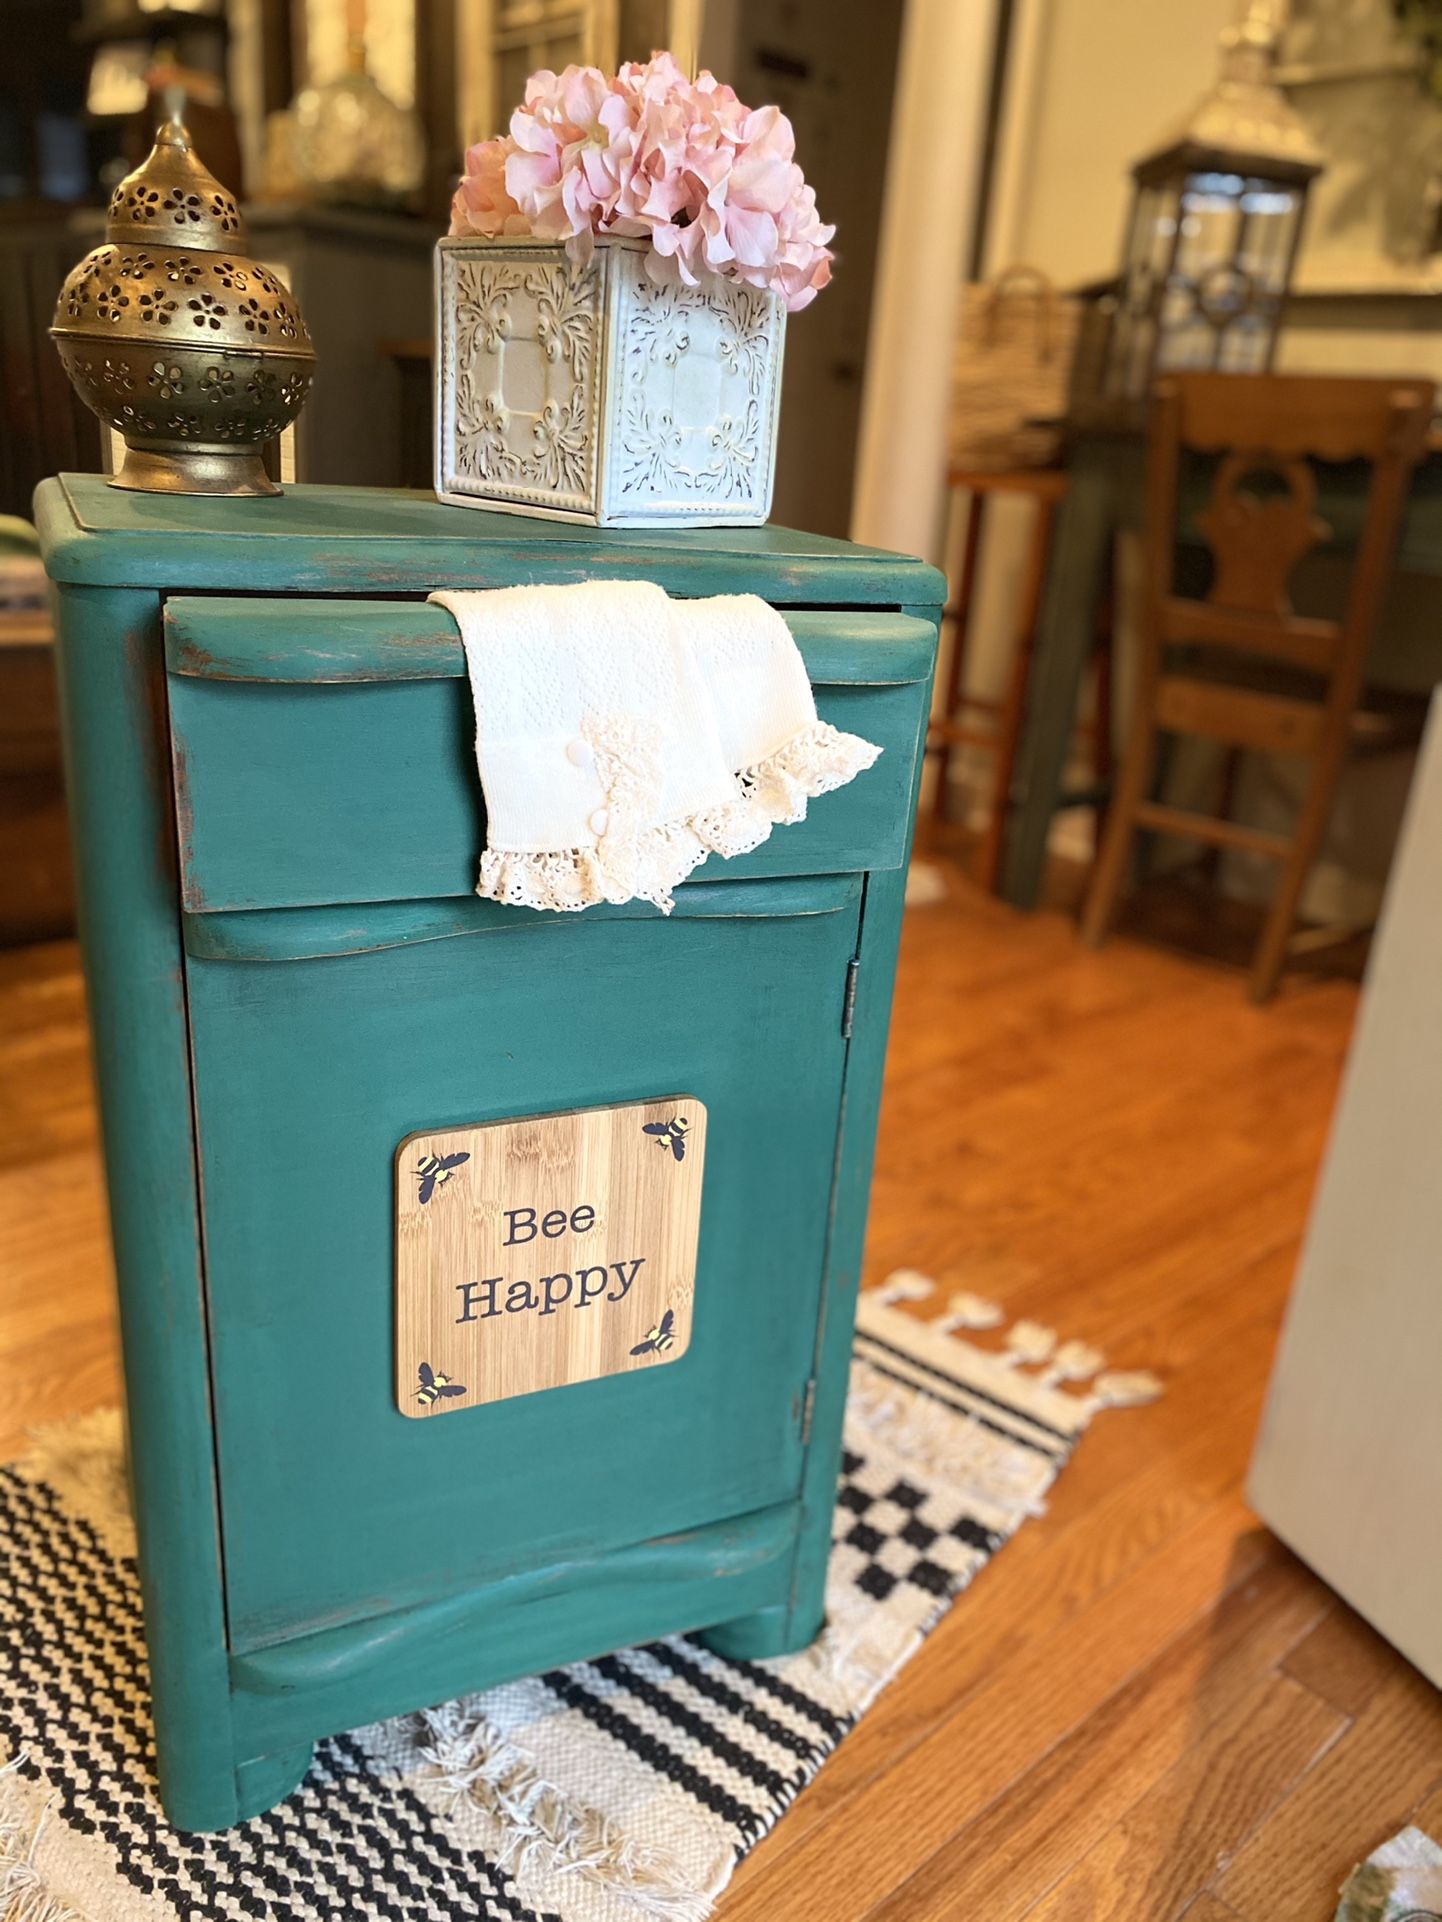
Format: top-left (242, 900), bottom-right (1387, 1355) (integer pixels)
top-left (699, 1599), bottom-right (825, 1663)
top-left (231, 1744), bottom-right (315, 1826)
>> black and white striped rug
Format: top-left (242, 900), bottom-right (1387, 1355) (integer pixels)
top-left (0, 1286), bottom-right (1157, 1922)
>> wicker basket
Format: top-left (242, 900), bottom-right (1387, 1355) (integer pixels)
top-left (949, 265), bottom-right (1080, 473)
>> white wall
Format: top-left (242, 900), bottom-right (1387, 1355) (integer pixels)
top-left (1249, 695), bottom-right (1442, 1685)
top-left (936, 0), bottom-right (1232, 838)
top-left (997, 0), bottom-right (1232, 288)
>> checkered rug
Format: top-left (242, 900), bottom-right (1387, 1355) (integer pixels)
top-left (0, 1287), bottom-right (1157, 1922)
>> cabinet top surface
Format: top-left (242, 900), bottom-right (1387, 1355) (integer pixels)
top-left (37, 476), bottom-right (946, 607)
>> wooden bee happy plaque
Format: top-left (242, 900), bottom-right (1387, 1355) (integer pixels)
top-left (395, 1097), bottom-right (706, 1415)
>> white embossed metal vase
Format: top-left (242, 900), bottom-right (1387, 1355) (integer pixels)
top-left (433, 235), bottom-right (785, 528)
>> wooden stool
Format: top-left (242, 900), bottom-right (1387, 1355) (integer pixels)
top-left (1081, 372), bottom-right (1435, 1003)
top-left (929, 467), bottom-right (1112, 893)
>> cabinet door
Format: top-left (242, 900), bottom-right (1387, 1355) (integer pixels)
top-left (184, 876), bottom-right (860, 1650)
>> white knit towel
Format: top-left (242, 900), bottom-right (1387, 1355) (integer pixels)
top-left (428, 581), bottom-right (882, 913)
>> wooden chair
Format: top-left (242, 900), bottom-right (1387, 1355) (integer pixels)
top-left (930, 467), bottom-right (1113, 894)
top-left (1081, 372), bottom-right (1435, 1003)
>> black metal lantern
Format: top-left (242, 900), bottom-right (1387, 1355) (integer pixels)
top-left (1098, 0), bottom-right (1322, 408)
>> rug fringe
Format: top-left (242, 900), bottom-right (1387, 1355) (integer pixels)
top-left (416, 1704), bottom-right (713, 1922)
top-left (934, 1292), bottom-right (1005, 1333)
top-left (846, 1360), bottom-right (1055, 1519)
top-left (0, 1758), bottom-right (87, 1922)
top-left (805, 1617), bottom-right (893, 1698)
top-left (1084, 1369), bottom-right (1164, 1411)
top-left (867, 1275), bottom-right (1165, 1414)
top-left (872, 1270), bottom-right (934, 1307)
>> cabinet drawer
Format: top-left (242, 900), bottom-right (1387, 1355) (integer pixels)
top-left (165, 597), bottom-right (935, 913)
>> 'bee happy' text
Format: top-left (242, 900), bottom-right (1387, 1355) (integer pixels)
top-left (453, 1201), bottom-right (644, 1322)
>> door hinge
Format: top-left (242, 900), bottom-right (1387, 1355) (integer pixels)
top-left (799, 1377), bottom-right (818, 1446)
top-left (841, 957), bottom-right (860, 1039)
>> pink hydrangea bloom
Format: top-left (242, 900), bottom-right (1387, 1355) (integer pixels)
top-left (448, 52), bottom-right (834, 312)
top-left (449, 134), bottom-right (530, 239)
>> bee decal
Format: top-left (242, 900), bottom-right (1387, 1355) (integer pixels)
top-left (642, 1116), bottom-right (690, 1163)
top-left (415, 1362), bottom-right (466, 1406)
top-left (630, 1309), bottom-right (676, 1358)
top-left (416, 1150), bottom-right (470, 1204)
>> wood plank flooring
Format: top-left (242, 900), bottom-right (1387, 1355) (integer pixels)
top-left (0, 853), bottom-right (1436, 1920)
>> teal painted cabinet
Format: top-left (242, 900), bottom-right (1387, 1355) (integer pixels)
top-left (36, 475), bottom-right (943, 1832)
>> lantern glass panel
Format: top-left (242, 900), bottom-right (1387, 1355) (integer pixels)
top-left (1106, 166), bottom-right (1304, 400)
top-left (1107, 178), bottom-right (1178, 401)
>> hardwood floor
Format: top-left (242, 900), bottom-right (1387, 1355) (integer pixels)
top-left (1, 854), bottom-right (1436, 1919)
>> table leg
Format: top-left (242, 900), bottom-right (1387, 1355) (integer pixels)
top-left (931, 488), bottom-right (986, 822)
top-left (976, 490), bottom-right (1056, 894)
top-left (999, 448), bottom-right (1122, 908)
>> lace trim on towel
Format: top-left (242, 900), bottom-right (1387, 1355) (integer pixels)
top-left (737, 719), bottom-right (882, 825)
top-left (477, 721), bottom-right (883, 914)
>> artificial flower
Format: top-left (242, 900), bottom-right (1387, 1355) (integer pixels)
top-left (449, 52), bottom-right (834, 312)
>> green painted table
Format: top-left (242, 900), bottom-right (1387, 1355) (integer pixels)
top-left (35, 476), bottom-right (942, 1831)
top-left (999, 429), bottom-right (1442, 908)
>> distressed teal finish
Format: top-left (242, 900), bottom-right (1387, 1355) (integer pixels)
top-left (166, 612), bottom-right (930, 910)
top-left (162, 598), bottom-right (938, 683)
top-left (189, 881), bottom-right (859, 1648)
top-left (36, 476), bottom-right (940, 603)
top-left (47, 584), bottom-right (239, 1831)
top-left (38, 475), bottom-right (941, 1831)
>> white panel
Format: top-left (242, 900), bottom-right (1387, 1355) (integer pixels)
top-left (1249, 693), bottom-right (1442, 1686)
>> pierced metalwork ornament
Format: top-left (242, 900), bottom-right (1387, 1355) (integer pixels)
top-left (51, 109), bottom-right (316, 497)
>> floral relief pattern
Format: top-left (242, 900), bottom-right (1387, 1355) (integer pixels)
top-left (531, 262), bottom-right (599, 381)
top-left (627, 280), bottom-right (692, 368)
top-left (454, 262), bottom-right (526, 360)
top-left (455, 373), bottom-right (513, 479)
top-left (441, 242), bottom-right (780, 518)
top-left (449, 253), bottom-right (600, 502)
top-left (714, 282), bottom-right (773, 390)
top-left (704, 404), bottom-right (763, 496)
top-left (529, 389), bottom-right (590, 491)
top-left (619, 403), bottom-right (684, 493)
top-left (617, 273), bottom-right (778, 503)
